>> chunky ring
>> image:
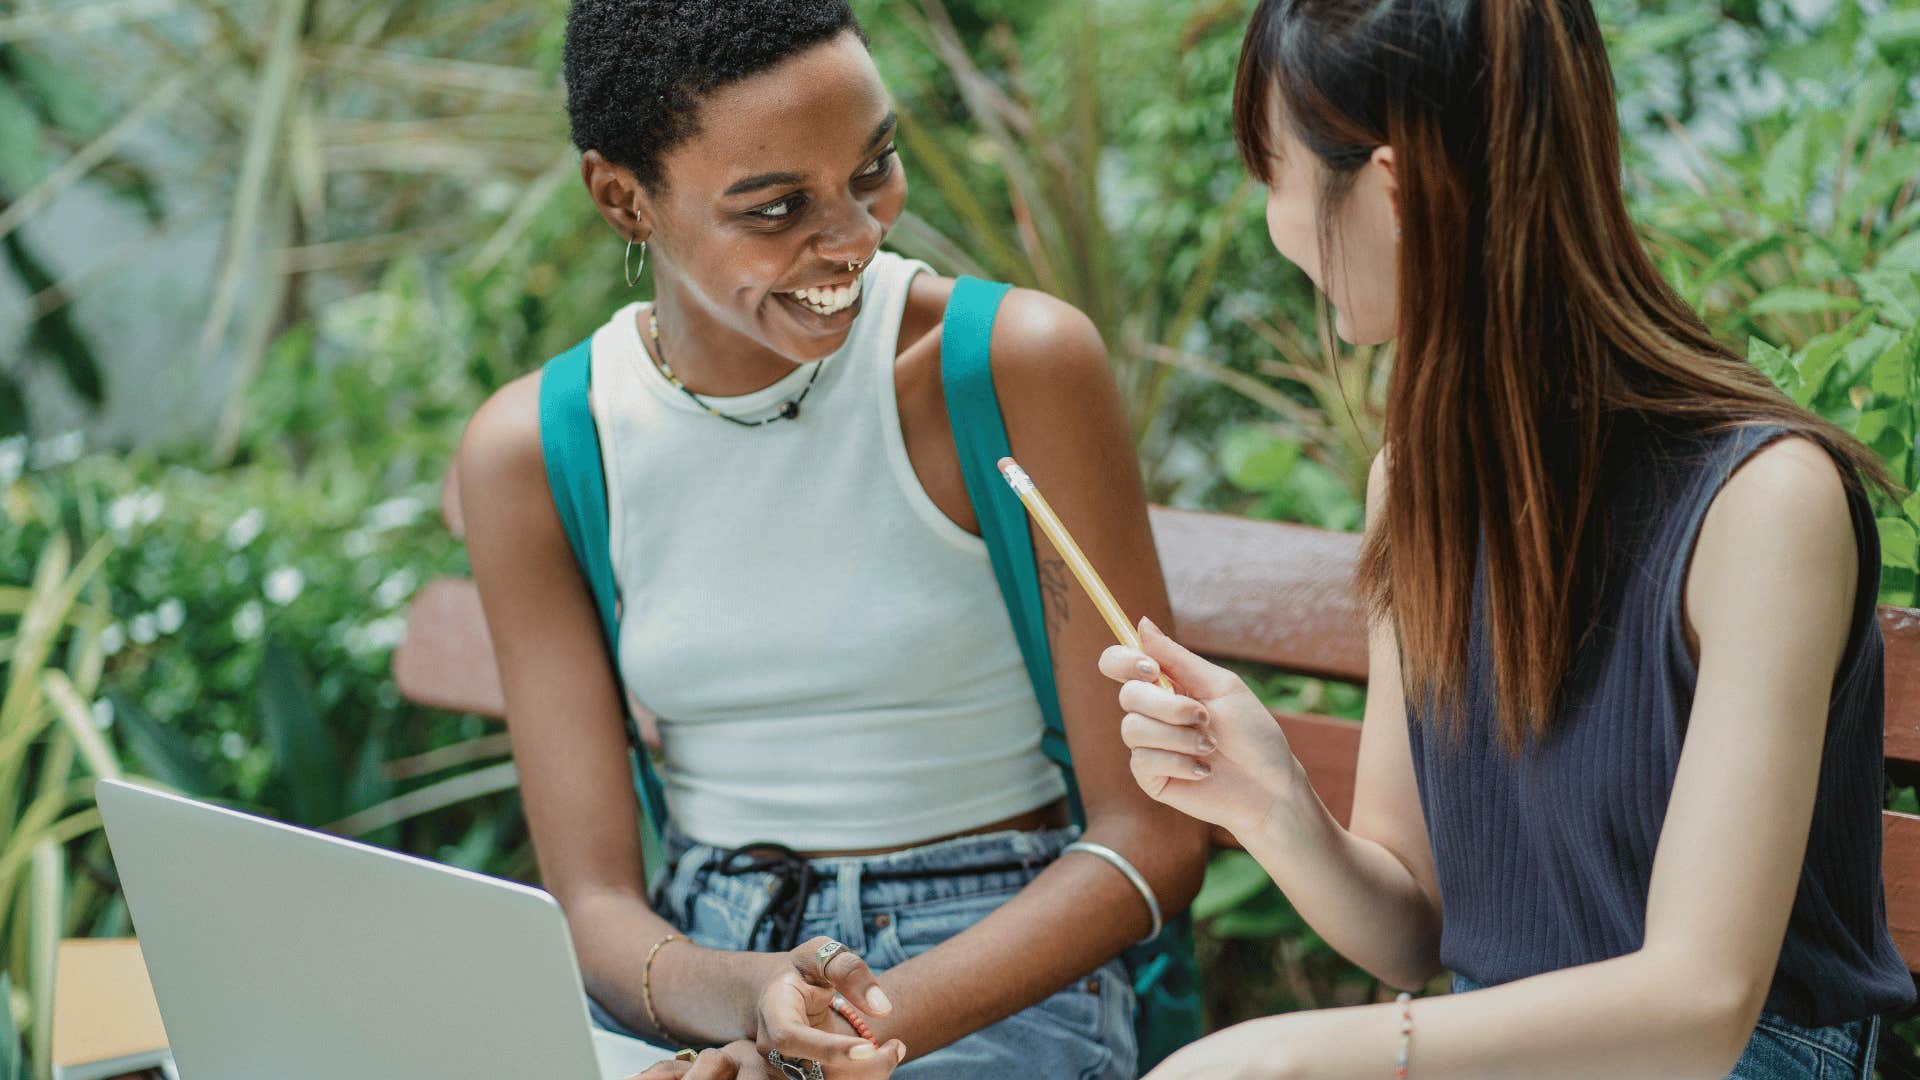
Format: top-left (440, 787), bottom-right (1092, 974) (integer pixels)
top-left (766, 1050), bottom-right (824, 1080)
top-left (814, 939), bottom-right (848, 978)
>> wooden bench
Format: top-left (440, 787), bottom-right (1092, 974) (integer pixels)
top-left (397, 470), bottom-right (1920, 973)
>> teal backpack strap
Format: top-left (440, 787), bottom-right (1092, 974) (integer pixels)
top-left (938, 278), bottom-right (1082, 816)
top-left (938, 279), bottom-right (1202, 1071)
top-left (537, 337), bottom-right (671, 858)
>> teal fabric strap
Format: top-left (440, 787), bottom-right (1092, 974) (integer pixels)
top-left (537, 337), bottom-right (671, 847)
top-left (938, 279), bottom-right (1202, 1070)
top-left (938, 277), bottom-right (1082, 820)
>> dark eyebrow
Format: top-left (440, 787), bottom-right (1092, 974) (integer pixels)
top-left (720, 113), bottom-right (898, 199)
top-left (724, 170), bottom-right (806, 198)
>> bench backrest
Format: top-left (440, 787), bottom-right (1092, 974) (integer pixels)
top-left (397, 474), bottom-right (1920, 972)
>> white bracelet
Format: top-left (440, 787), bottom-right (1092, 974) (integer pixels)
top-left (1062, 840), bottom-right (1164, 944)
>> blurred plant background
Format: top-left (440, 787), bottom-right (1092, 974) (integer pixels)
top-left (1, 0), bottom-right (1917, 1074)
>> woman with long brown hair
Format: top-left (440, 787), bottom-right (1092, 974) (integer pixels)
top-left (1099, 0), bottom-right (1913, 1076)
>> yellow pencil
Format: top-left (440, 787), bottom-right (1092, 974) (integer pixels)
top-left (997, 457), bottom-right (1175, 691)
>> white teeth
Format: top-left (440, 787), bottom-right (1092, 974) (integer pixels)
top-left (787, 276), bottom-right (862, 316)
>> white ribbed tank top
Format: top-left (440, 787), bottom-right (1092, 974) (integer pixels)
top-left (587, 252), bottom-right (1066, 851)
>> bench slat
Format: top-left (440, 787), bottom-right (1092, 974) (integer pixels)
top-left (1883, 811), bottom-right (1920, 968)
top-left (1883, 607), bottom-right (1920, 768)
top-left (394, 578), bottom-right (504, 716)
top-left (1150, 507), bottom-right (1369, 684)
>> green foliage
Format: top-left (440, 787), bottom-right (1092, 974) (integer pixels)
top-left (1636, 30), bottom-right (1920, 605)
top-left (0, 530), bottom-right (120, 1080)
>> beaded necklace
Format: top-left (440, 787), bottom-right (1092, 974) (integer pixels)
top-left (644, 308), bottom-right (822, 427)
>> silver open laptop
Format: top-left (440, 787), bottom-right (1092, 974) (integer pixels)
top-left (95, 779), bottom-right (673, 1079)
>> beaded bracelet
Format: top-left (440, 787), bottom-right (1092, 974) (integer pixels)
top-left (643, 933), bottom-right (684, 1043)
top-left (1394, 991), bottom-right (1414, 1078)
top-left (831, 993), bottom-right (881, 1047)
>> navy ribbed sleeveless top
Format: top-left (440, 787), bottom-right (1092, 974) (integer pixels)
top-left (1407, 422), bottom-right (1915, 1027)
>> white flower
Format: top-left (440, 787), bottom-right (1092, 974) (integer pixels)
top-left (156, 598), bottom-right (185, 634)
top-left (108, 494), bottom-right (142, 533)
top-left (100, 623), bottom-right (125, 656)
top-left (343, 531), bottom-right (375, 558)
top-left (264, 567), bottom-right (305, 605)
top-left (0, 436), bottom-right (25, 486)
top-left (374, 569), bottom-right (417, 609)
top-left (366, 496), bottom-right (424, 532)
top-left (92, 699), bottom-right (114, 730)
top-left (31, 431), bottom-right (84, 468)
top-left (363, 615), bottom-right (408, 652)
top-left (129, 613), bottom-right (158, 644)
top-left (220, 731), bottom-right (246, 761)
top-left (225, 509), bottom-right (265, 550)
top-left (232, 601), bottom-right (265, 641)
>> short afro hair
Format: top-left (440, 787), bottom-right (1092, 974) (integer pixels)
top-left (563, 1), bottom-right (867, 190)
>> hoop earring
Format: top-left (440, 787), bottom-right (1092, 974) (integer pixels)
top-left (625, 237), bottom-right (648, 287)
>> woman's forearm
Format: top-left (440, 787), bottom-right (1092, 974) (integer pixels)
top-left (1238, 948), bottom-right (1754, 1080)
top-left (569, 888), bottom-right (775, 1047)
top-left (1239, 766), bottom-right (1443, 990)
top-left (863, 812), bottom-right (1209, 1058)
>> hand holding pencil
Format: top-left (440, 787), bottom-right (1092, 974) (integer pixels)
top-left (998, 457), bottom-right (1310, 841)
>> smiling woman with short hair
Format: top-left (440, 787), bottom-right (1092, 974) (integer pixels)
top-left (456, 4), bottom-right (1209, 1078)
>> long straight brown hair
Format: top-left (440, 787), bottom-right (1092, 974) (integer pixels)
top-left (1232, 0), bottom-right (1894, 750)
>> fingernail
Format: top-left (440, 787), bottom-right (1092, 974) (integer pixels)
top-left (1136, 659), bottom-right (1157, 678)
top-left (1140, 616), bottom-right (1160, 635)
top-left (1194, 705), bottom-right (1209, 724)
top-left (850, 1044), bottom-right (877, 1061)
top-left (867, 986), bottom-right (892, 1013)
top-left (1192, 762), bottom-right (1212, 779)
top-left (1197, 735), bottom-right (1216, 754)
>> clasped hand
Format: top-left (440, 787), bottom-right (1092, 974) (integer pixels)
top-left (629, 937), bottom-right (905, 1080)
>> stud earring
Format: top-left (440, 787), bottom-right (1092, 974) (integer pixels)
top-left (625, 237), bottom-right (648, 287)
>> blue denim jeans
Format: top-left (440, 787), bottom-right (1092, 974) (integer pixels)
top-left (1453, 975), bottom-right (1879, 1078)
top-left (590, 825), bottom-right (1137, 1079)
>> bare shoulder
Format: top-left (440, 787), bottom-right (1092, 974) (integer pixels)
top-left (987, 287), bottom-right (1109, 388)
top-left (898, 274), bottom-right (1112, 400)
top-left (457, 371), bottom-right (549, 514)
top-left (1689, 433), bottom-right (1858, 651)
top-left (1696, 434), bottom-right (1855, 565)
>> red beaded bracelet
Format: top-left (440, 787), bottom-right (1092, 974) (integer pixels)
top-left (831, 993), bottom-right (881, 1047)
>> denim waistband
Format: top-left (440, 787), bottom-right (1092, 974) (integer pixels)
top-left (655, 824), bottom-right (1080, 952)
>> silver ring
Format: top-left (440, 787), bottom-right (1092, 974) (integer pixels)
top-left (815, 939), bottom-right (847, 978)
top-left (765, 1050), bottom-right (823, 1080)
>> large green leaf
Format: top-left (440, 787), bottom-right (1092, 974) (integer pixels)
top-left (1880, 518), bottom-right (1919, 571)
top-left (1220, 426), bottom-right (1301, 494)
top-left (1192, 850), bottom-right (1275, 921)
top-left (1206, 879), bottom-right (1304, 940)
top-left (0, 971), bottom-right (17, 1080)
top-left (1760, 114), bottom-right (1814, 209)
top-left (1750, 287), bottom-right (1862, 317)
top-left (258, 639), bottom-right (343, 826)
top-left (1882, 230), bottom-right (1920, 272)
top-left (1855, 270), bottom-right (1919, 330)
top-left (110, 691), bottom-right (217, 796)
top-left (1748, 337), bottom-right (1796, 388)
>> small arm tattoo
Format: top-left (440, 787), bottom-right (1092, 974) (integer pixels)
top-left (1039, 554), bottom-right (1072, 636)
